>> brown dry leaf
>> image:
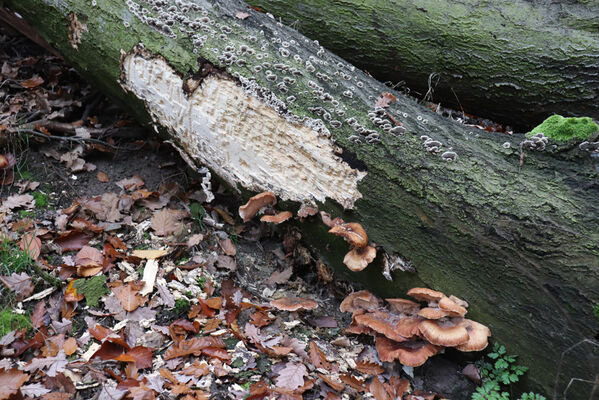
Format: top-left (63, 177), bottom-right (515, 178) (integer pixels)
top-left (116, 175), bottom-right (144, 191)
top-left (151, 209), bottom-right (187, 236)
top-left (355, 361), bottom-right (384, 375)
top-left (339, 374), bottom-right (367, 392)
top-left (318, 373), bottom-right (344, 391)
top-left (96, 171), bottom-right (109, 182)
top-left (374, 92), bottom-right (397, 108)
top-left (131, 249), bottom-right (168, 260)
top-left (0, 194), bottom-right (34, 212)
top-left (235, 11), bottom-right (250, 19)
top-left (19, 233), bottom-right (41, 260)
top-left (75, 245), bottom-right (104, 267)
top-left (19, 76), bottom-right (44, 88)
top-left (214, 207), bottom-right (235, 225)
top-left (0, 272), bottom-right (34, 299)
top-left (0, 369), bottom-right (28, 399)
top-left (163, 337), bottom-right (226, 360)
top-left (31, 301), bottom-right (48, 329)
top-left (369, 378), bottom-right (393, 400)
top-left (309, 342), bottom-right (331, 370)
top-left (250, 311), bottom-right (272, 328)
top-left (63, 337), bottom-right (78, 356)
top-left (202, 318), bottom-right (221, 333)
top-left (54, 230), bottom-right (90, 252)
top-left (218, 238), bottom-right (236, 256)
top-left (186, 233), bottom-right (204, 247)
top-left (121, 346), bottom-right (153, 369)
top-left (181, 361), bottom-right (210, 377)
top-left (111, 282), bottom-right (147, 312)
top-left (274, 362), bottom-right (307, 391)
top-left (265, 267), bottom-right (293, 285)
top-left (205, 297), bottom-right (222, 309)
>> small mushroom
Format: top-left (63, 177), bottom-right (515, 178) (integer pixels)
top-left (0, 153), bottom-right (15, 185)
top-left (270, 296), bottom-right (318, 312)
top-left (297, 203), bottom-right (318, 218)
top-left (455, 319), bottom-right (491, 352)
top-left (260, 211), bottom-right (292, 224)
top-left (418, 319), bottom-right (469, 347)
top-left (354, 311), bottom-right (411, 343)
top-left (238, 191), bottom-right (277, 222)
top-left (329, 222), bottom-right (368, 248)
top-left (385, 298), bottom-right (420, 315)
top-left (343, 245), bottom-right (376, 271)
top-left (339, 290), bottom-right (380, 315)
top-left (418, 307), bottom-right (452, 320)
top-left (407, 287), bottom-right (445, 303)
top-left (438, 296), bottom-right (468, 317)
top-left (375, 336), bottom-right (441, 367)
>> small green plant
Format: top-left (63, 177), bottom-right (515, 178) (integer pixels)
top-left (0, 309), bottom-right (30, 336)
top-left (174, 298), bottom-right (190, 315)
top-left (18, 210), bottom-right (35, 219)
top-left (190, 202), bottom-right (207, 231)
top-left (472, 343), bottom-right (546, 400)
top-left (196, 276), bottom-right (206, 290)
top-left (593, 303), bottom-right (599, 323)
top-left (0, 239), bottom-right (35, 275)
top-left (32, 191), bottom-right (49, 208)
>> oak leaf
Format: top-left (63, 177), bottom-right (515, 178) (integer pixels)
top-left (151, 209), bottom-right (187, 236)
top-left (274, 362), bottom-right (307, 391)
top-left (111, 282), bottom-right (147, 312)
top-left (0, 272), bottom-right (34, 299)
top-left (0, 369), bottom-right (28, 399)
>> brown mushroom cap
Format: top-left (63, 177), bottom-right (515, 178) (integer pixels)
top-left (329, 222), bottom-right (368, 248)
top-left (455, 319), bottom-right (491, 352)
top-left (339, 290), bottom-right (380, 314)
top-left (270, 296), bottom-right (318, 311)
top-left (418, 319), bottom-right (469, 347)
top-left (449, 295), bottom-right (469, 309)
top-left (238, 192), bottom-right (277, 222)
top-left (438, 296), bottom-right (468, 317)
top-left (0, 155), bottom-right (8, 169)
top-left (407, 287), bottom-right (445, 303)
top-left (375, 336), bottom-right (441, 366)
top-left (260, 211), bottom-right (292, 224)
top-left (418, 307), bottom-right (451, 320)
top-left (354, 311), bottom-right (412, 342)
top-left (385, 298), bottom-right (421, 315)
top-left (343, 245), bottom-right (376, 271)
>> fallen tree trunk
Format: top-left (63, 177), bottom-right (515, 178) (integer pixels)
top-left (3, 0), bottom-right (598, 396)
top-left (247, 0), bottom-right (599, 130)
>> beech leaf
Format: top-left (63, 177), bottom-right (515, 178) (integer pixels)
top-left (151, 209), bottom-right (187, 236)
top-left (111, 282), bottom-right (147, 312)
top-left (163, 337), bottom-right (225, 360)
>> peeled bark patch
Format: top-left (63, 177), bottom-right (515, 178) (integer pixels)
top-left (121, 53), bottom-right (366, 208)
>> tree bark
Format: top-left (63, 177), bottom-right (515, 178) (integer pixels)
top-left (247, 0), bottom-right (599, 130)
top-left (2, 0), bottom-right (598, 396)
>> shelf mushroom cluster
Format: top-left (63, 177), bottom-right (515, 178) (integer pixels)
top-left (340, 288), bottom-right (491, 367)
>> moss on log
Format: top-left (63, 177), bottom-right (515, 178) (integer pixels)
top-left (247, 0), bottom-right (599, 130)
top-left (2, 0), bottom-right (598, 396)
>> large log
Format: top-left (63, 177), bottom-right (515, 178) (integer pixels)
top-left (247, 0), bottom-right (599, 130)
top-left (2, 0), bottom-right (598, 396)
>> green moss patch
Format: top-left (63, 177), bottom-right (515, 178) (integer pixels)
top-left (73, 275), bottom-right (110, 307)
top-left (0, 309), bottom-right (30, 336)
top-left (528, 115), bottom-right (598, 142)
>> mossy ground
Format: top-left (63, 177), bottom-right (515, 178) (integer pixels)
top-left (528, 115), bottom-right (599, 142)
top-left (0, 309), bottom-right (30, 337)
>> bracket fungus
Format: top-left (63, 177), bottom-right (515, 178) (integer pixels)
top-left (238, 191), bottom-right (277, 222)
top-left (340, 287), bottom-right (491, 367)
top-left (260, 211), bottom-right (292, 224)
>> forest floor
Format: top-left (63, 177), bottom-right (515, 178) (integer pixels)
top-left (0, 30), bottom-right (482, 400)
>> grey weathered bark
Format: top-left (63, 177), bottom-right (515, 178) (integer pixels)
top-left (2, 0), bottom-right (598, 396)
top-left (247, 0), bottom-right (599, 130)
